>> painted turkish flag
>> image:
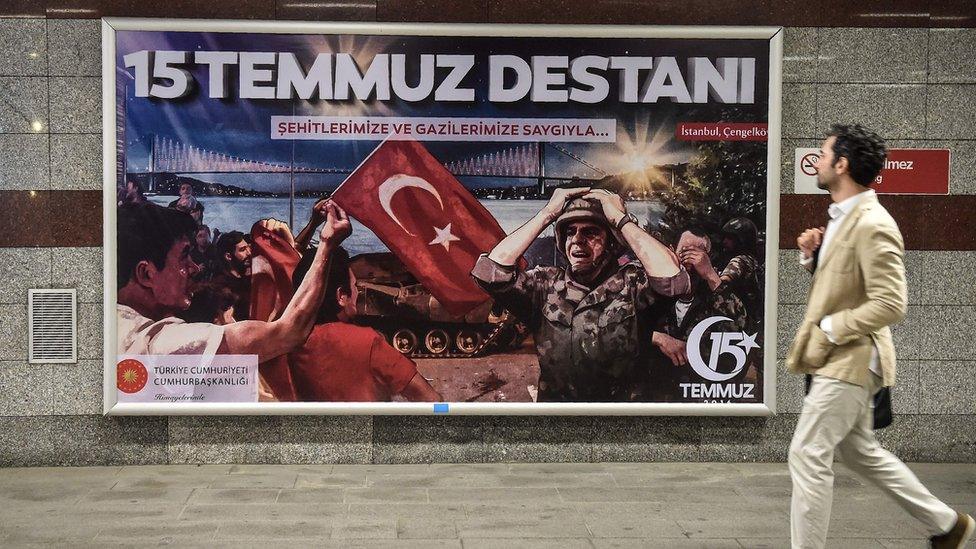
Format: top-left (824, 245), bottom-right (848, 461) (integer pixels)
top-left (331, 140), bottom-right (506, 317)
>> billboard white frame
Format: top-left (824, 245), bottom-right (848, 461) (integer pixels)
top-left (102, 18), bottom-right (783, 416)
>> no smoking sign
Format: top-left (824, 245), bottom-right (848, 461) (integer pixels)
top-left (794, 148), bottom-right (827, 194)
top-left (799, 152), bottom-right (819, 176)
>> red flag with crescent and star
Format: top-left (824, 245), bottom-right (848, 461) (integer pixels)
top-left (331, 139), bottom-right (508, 317)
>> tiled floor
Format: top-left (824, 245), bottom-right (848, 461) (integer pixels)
top-left (0, 462), bottom-right (973, 547)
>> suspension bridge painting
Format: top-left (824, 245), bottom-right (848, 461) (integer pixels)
top-left (102, 19), bottom-right (783, 416)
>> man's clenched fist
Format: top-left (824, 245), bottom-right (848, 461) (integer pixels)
top-left (797, 226), bottom-right (825, 260)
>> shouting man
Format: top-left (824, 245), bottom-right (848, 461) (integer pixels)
top-left (117, 201), bottom-right (350, 364)
top-left (471, 187), bottom-right (689, 402)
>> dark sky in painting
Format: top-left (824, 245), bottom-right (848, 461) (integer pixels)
top-left (117, 30), bottom-right (770, 192)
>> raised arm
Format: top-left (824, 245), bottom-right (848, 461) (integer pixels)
top-left (220, 203), bottom-right (352, 360)
top-left (584, 190), bottom-right (680, 278)
top-left (487, 187), bottom-right (590, 266)
top-left (294, 197), bottom-right (329, 254)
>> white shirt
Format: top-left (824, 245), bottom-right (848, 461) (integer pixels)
top-left (117, 304), bottom-right (225, 357)
top-left (799, 190), bottom-right (881, 376)
top-left (674, 299), bottom-right (693, 326)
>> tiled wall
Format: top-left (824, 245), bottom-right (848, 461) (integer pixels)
top-left (0, 13), bottom-right (974, 465)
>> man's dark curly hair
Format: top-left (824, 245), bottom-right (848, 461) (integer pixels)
top-left (826, 124), bottom-right (888, 186)
top-left (118, 202), bottom-right (197, 289)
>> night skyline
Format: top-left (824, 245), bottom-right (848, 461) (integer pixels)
top-left (117, 30), bottom-right (769, 193)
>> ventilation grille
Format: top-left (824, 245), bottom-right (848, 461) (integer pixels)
top-left (28, 289), bottom-right (77, 364)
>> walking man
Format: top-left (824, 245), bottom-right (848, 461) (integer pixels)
top-left (786, 124), bottom-right (973, 548)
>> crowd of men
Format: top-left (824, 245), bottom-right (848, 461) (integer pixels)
top-left (116, 183), bottom-right (441, 403)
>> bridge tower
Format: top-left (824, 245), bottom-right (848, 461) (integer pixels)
top-left (537, 142), bottom-right (546, 195)
top-left (148, 133), bottom-right (156, 193)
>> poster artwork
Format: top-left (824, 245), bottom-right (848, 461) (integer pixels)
top-left (109, 23), bottom-right (777, 412)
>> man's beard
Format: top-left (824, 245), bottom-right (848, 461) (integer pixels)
top-left (816, 173), bottom-right (831, 190)
top-left (231, 258), bottom-right (250, 276)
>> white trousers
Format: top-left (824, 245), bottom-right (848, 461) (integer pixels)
top-left (788, 374), bottom-right (956, 549)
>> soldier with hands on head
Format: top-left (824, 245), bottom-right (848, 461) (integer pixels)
top-left (471, 187), bottom-right (690, 402)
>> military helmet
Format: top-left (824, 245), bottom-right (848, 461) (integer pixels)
top-left (553, 196), bottom-right (623, 256)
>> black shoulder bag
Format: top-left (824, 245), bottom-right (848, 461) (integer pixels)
top-left (804, 374), bottom-right (893, 430)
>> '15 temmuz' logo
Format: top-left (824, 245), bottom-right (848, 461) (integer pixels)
top-left (683, 315), bottom-right (760, 400)
top-left (683, 316), bottom-right (760, 401)
top-left (686, 315), bottom-right (760, 382)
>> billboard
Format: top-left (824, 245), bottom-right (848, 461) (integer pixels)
top-left (102, 19), bottom-right (783, 415)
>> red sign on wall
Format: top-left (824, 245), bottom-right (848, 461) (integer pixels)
top-left (872, 149), bottom-right (951, 194)
top-left (794, 148), bottom-right (951, 195)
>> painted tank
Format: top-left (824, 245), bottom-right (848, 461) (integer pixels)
top-left (350, 252), bottom-right (526, 358)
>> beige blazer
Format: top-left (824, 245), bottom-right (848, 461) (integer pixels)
top-left (785, 193), bottom-right (907, 388)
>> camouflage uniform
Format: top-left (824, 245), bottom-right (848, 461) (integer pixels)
top-left (717, 217), bottom-right (763, 333)
top-left (472, 255), bottom-right (690, 402)
top-left (720, 254), bottom-right (758, 286)
top-left (718, 253), bottom-right (762, 331)
top-left (647, 278), bottom-right (753, 400)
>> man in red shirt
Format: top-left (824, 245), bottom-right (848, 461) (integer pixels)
top-left (288, 247), bottom-right (442, 402)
